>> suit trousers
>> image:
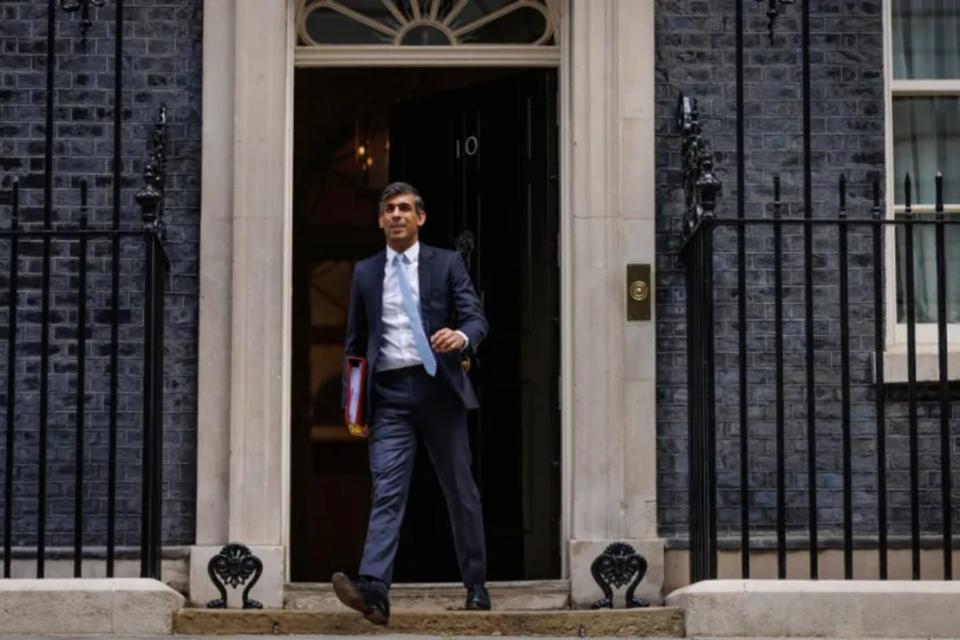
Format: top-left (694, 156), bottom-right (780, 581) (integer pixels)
top-left (358, 365), bottom-right (486, 589)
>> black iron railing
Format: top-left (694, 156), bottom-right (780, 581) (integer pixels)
top-left (684, 170), bottom-right (960, 584)
top-left (0, 0), bottom-right (168, 579)
top-left (678, 0), bottom-right (952, 585)
top-left (0, 213), bottom-right (168, 579)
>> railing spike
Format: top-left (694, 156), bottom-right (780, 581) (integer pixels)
top-left (872, 174), bottom-right (882, 220)
top-left (839, 173), bottom-right (847, 213)
top-left (936, 172), bottom-right (944, 217)
top-left (772, 174), bottom-right (782, 219)
top-left (904, 172), bottom-right (912, 212)
top-left (11, 180), bottom-right (18, 224)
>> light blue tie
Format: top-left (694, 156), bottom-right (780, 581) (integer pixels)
top-left (395, 253), bottom-right (437, 376)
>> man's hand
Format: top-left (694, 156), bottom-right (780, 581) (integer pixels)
top-left (430, 328), bottom-right (466, 353)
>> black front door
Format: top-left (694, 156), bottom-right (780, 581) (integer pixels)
top-left (388, 70), bottom-right (561, 581)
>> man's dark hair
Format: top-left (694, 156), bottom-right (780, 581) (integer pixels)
top-left (379, 181), bottom-right (425, 214)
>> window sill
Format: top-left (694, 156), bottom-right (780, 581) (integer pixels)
top-left (880, 343), bottom-right (960, 384)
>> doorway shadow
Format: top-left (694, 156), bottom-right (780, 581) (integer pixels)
top-left (290, 68), bottom-right (560, 583)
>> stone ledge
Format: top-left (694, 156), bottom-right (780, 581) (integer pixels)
top-left (173, 607), bottom-right (684, 636)
top-left (881, 343), bottom-right (960, 384)
top-left (667, 579), bottom-right (960, 638)
top-left (0, 578), bottom-right (184, 635)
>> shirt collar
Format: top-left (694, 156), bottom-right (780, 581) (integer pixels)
top-left (386, 241), bottom-right (420, 265)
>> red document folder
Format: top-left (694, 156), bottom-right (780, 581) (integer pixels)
top-left (343, 356), bottom-right (369, 438)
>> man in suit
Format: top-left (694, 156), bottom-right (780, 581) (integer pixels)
top-left (333, 182), bottom-right (490, 625)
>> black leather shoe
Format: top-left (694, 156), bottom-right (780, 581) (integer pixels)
top-left (465, 584), bottom-right (491, 611)
top-left (332, 572), bottom-right (390, 625)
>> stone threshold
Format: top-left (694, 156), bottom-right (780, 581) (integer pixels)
top-left (284, 580), bottom-right (571, 612)
top-left (173, 607), bottom-right (684, 636)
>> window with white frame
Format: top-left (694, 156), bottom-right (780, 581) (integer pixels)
top-left (888, 0), bottom-right (960, 336)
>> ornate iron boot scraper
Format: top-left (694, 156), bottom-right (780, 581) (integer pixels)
top-left (207, 543), bottom-right (264, 609)
top-left (590, 542), bottom-right (649, 609)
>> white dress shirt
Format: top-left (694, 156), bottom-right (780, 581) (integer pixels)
top-left (377, 243), bottom-right (424, 372)
top-left (377, 242), bottom-right (469, 373)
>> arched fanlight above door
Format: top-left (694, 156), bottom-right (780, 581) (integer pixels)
top-left (296, 0), bottom-right (560, 48)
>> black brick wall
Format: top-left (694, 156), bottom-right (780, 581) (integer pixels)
top-left (0, 0), bottom-right (201, 548)
top-left (5, 0), bottom-right (949, 556)
top-left (654, 0), bottom-right (960, 543)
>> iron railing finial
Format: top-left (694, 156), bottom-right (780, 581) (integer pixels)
top-left (59, 0), bottom-right (107, 48)
top-left (136, 105), bottom-right (168, 236)
top-left (758, 0), bottom-right (795, 45)
top-left (678, 93), bottom-right (722, 239)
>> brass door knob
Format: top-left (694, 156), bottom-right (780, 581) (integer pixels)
top-left (626, 264), bottom-right (651, 321)
top-left (629, 280), bottom-right (649, 302)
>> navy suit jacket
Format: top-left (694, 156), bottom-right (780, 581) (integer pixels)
top-left (344, 243), bottom-right (488, 416)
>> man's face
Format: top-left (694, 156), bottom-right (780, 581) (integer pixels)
top-left (378, 193), bottom-right (425, 247)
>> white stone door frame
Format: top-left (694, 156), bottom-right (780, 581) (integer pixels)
top-left (191, 0), bottom-right (297, 607)
top-left (288, 3), bottom-right (569, 583)
top-left (191, 0), bottom-right (659, 608)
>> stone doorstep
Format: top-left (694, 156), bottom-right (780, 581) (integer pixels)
top-left (0, 577), bottom-right (185, 635)
top-left (667, 579), bottom-right (960, 638)
top-left (173, 607), bottom-right (684, 636)
top-left (284, 580), bottom-right (571, 612)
